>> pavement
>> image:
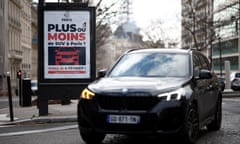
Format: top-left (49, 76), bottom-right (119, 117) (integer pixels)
top-left (0, 89), bottom-right (240, 126)
top-left (0, 96), bottom-right (78, 126)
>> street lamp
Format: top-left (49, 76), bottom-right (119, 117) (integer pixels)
top-left (218, 37), bottom-right (223, 78)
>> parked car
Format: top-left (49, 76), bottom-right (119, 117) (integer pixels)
top-left (230, 72), bottom-right (240, 91)
top-left (31, 79), bottom-right (38, 96)
top-left (77, 48), bottom-right (222, 144)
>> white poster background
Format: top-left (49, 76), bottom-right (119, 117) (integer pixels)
top-left (44, 11), bottom-right (91, 79)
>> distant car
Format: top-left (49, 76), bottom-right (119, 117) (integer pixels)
top-left (231, 72), bottom-right (240, 91)
top-left (31, 80), bottom-right (38, 95)
top-left (77, 48), bottom-right (222, 144)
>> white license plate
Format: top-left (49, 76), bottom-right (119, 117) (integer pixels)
top-left (107, 115), bottom-right (140, 124)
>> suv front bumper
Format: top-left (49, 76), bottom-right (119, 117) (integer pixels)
top-left (78, 99), bottom-right (187, 135)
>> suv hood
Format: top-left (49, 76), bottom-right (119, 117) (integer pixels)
top-left (89, 77), bottom-right (190, 93)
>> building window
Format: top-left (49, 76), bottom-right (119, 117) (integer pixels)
top-left (213, 56), bottom-right (238, 71)
top-left (212, 39), bottom-right (238, 56)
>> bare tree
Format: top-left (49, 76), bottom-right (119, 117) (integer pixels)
top-left (182, 0), bottom-right (239, 51)
top-left (182, 0), bottom-right (234, 51)
top-left (73, 0), bottom-right (125, 48)
top-left (182, 0), bottom-right (195, 49)
top-left (182, 0), bottom-right (240, 68)
top-left (72, 0), bottom-right (126, 71)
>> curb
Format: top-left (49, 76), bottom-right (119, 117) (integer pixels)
top-left (0, 116), bottom-right (77, 126)
top-left (32, 116), bottom-right (77, 124)
top-left (223, 94), bottom-right (240, 98)
top-left (223, 91), bottom-right (240, 98)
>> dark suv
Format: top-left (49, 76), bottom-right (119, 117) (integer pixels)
top-left (78, 48), bottom-right (222, 144)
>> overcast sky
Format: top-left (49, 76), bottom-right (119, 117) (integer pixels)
top-left (35, 0), bottom-right (181, 41)
top-left (132, 0), bottom-right (181, 41)
top-left (132, 0), bottom-right (181, 27)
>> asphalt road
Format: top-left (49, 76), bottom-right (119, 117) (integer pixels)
top-left (0, 98), bottom-right (240, 144)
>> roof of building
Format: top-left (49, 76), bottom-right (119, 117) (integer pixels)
top-left (114, 21), bottom-right (140, 39)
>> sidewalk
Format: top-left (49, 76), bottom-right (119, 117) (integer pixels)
top-left (0, 98), bottom-right (78, 125)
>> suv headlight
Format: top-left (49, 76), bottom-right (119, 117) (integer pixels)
top-left (81, 88), bottom-right (95, 100)
top-left (157, 88), bottom-right (185, 101)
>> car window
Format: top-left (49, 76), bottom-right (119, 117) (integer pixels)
top-left (193, 54), bottom-right (201, 68)
top-left (109, 52), bottom-right (190, 77)
top-left (198, 53), bottom-right (210, 70)
top-left (235, 73), bottom-right (240, 78)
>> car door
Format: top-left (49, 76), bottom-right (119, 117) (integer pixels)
top-left (192, 53), bottom-right (207, 122)
top-left (198, 53), bottom-right (218, 120)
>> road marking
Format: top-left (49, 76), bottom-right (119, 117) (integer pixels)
top-left (0, 114), bottom-right (18, 121)
top-left (0, 124), bottom-right (78, 137)
top-left (0, 125), bottom-right (15, 128)
top-left (0, 114), bottom-right (10, 121)
top-left (223, 98), bottom-right (240, 102)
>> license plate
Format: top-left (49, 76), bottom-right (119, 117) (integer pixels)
top-left (107, 115), bottom-right (140, 124)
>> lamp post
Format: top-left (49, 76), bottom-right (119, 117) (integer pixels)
top-left (218, 37), bottom-right (223, 78)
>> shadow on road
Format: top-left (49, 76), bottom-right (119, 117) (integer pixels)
top-left (103, 134), bottom-right (185, 144)
top-left (102, 128), bottom-right (221, 144)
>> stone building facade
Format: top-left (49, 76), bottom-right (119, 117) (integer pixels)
top-left (20, 0), bottom-right (32, 78)
top-left (181, 0), bottom-right (213, 57)
top-left (0, 0), bottom-right (32, 94)
top-left (96, 21), bottom-right (147, 72)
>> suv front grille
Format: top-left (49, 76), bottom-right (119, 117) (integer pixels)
top-left (97, 93), bottom-right (159, 111)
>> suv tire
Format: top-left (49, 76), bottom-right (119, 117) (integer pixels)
top-left (182, 104), bottom-right (199, 144)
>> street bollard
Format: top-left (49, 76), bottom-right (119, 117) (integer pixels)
top-left (6, 72), bottom-right (14, 121)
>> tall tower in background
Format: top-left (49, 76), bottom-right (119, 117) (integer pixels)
top-left (122, 0), bottom-right (133, 23)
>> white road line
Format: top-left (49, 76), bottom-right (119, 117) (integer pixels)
top-left (0, 114), bottom-right (10, 121)
top-left (0, 125), bottom-right (15, 128)
top-left (0, 124), bottom-right (78, 137)
top-left (0, 114), bottom-right (18, 121)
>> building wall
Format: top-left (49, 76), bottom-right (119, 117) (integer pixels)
top-left (212, 0), bottom-right (240, 75)
top-left (8, 0), bottom-right (22, 90)
top-left (181, 0), bottom-right (213, 58)
top-left (0, 0), bottom-right (8, 91)
top-left (20, 0), bottom-right (32, 78)
top-left (96, 21), bottom-right (147, 73)
top-left (182, 0), bottom-right (240, 75)
top-left (31, 5), bottom-right (38, 80)
top-left (0, 0), bottom-right (33, 93)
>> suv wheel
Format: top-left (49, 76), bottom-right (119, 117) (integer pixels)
top-left (80, 131), bottom-right (105, 144)
top-left (182, 105), bottom-right (199, 144)
top-left (207, 97), bottom-right (222, 131)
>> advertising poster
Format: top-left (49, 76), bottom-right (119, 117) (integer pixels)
top-left (44, 11), bottom-right (90, 79)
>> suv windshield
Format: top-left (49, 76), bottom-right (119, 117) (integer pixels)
top-left (109, 52), bottom-right (190, 77)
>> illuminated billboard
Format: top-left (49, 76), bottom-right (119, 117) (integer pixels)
top-left (44, 11), bottom-right (91, 79)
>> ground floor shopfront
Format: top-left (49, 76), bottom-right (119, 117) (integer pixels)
top-left (212, 37), bottom-right (240, 76)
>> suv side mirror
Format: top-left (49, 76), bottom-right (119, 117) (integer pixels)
top-left (199, 69), bottom-right (212, 79)
top-left (97, 69), bottom-right (107, 79)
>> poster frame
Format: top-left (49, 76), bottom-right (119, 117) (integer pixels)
top-left (38, 3), bottom-right (96, 84)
